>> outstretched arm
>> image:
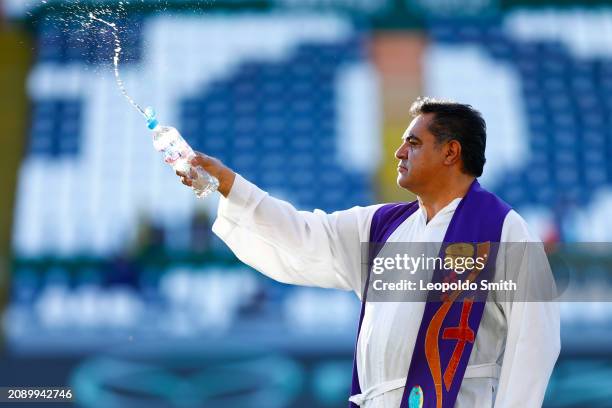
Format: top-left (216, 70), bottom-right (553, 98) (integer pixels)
top-left (180, 152), bottom-right (379, 294)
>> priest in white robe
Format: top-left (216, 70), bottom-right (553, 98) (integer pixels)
top-left (179, 97), bottom-right (560, 407)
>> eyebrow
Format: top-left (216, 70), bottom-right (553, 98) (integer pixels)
top-left (403, 133), bottom-right (420, 142)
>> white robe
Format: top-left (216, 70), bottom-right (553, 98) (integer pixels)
top-left (212, 175), bottom-right (561, 408)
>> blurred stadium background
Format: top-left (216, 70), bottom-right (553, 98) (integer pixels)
top-left (1, 0), bottom-right (612, 406)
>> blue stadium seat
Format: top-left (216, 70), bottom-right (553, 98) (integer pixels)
top-left (36, 16), bottom-right (143, 64)
top-left (431, 18), bottom-right (612, 210)
top-left (28, 99), bottom-right (82, 158)
top-left (179, 37), bottom-right (373, 211)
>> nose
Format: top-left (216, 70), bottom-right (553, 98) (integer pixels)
top-left (395, 141), bottom-right (408, 160)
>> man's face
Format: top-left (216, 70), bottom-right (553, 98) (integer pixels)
top-left (395, 113), bottom-right (446, 192)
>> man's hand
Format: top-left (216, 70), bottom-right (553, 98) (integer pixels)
top-left (176, 152), bottom-right (236, 197)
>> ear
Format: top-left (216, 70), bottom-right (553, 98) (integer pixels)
top-left (444, 140), bottom-right (462, 166)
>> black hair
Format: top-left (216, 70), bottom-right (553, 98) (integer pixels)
top-left (409, 97), bottom-right (486, 177)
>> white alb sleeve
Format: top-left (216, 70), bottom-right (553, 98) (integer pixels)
top-left (494, 210), bottom-right (561, 407)
top-left (212, 174), bottom-right (381, 294)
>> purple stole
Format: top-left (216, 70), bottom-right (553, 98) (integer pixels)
top-left (349, 179), bottom-right (511, 408)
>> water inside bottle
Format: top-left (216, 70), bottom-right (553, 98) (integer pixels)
top-left (153, 127), bottom-right (194, 169)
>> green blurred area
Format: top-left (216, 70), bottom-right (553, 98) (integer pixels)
top-left (0, 24), bottom-right (32, 346)
top-left (18, 0), bottom-right (612, 31)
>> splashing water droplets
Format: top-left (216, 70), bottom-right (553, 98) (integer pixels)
top-left (88, 12), bottom-right (145, 118)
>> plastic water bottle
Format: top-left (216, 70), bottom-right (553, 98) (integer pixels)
top-left (145, 107), bottom-right (219, 198)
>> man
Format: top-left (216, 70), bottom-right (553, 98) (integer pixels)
top-left (178, 97), bottom-right (560, 407)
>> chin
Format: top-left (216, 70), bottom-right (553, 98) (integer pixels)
top-left (397, 175), bottom-right (412, 190)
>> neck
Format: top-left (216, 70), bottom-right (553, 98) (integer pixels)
top-left (417, 173), bottom-right (475, 223)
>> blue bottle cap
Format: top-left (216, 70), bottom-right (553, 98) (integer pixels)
top-left (145, 106), bottom-right (159, 129)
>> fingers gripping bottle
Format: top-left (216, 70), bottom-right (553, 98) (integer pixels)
top-left (145, 107), bottom-right (219, 198)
